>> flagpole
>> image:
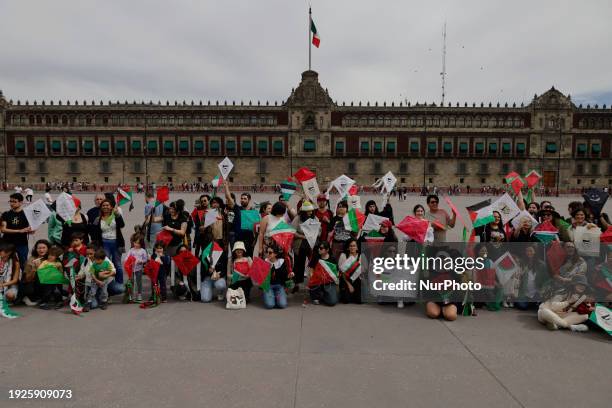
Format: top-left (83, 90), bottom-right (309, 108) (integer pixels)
top-left (308, 7), bottom-right (312, 71)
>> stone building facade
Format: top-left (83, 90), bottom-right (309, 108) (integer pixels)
top-left (1, 70), bottom-right (611, 189)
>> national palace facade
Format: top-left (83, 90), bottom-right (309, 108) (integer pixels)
top-left (1, 70), bottom-right (611, 189)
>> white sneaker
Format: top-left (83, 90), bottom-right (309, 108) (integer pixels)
top-left (136, 294), bottom-right (142, 302)
top-left (23, 296), bottom-right (37, 306)
top-left (217, 294), bottom-right (224, 301)
top-left (570, 324), bottom-right (589, 332)
top-left (312, 300), bottom-right (320, 305)
top-left (397, 301), bottom-right (404, 309)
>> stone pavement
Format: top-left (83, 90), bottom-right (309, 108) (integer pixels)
top-left (0, 296), bottom-right (609, 408)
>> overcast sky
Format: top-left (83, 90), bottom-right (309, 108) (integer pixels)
top-left (1, 0), bottom-right (611, 106)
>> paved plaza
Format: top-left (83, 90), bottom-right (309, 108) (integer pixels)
top-left (0, 191), bottom-right (610, 408)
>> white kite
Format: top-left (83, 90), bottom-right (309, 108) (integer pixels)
top-left (56, 192), bottom-right (77, 221)
top-left (218, 157), bottom-right (234, 181)
top-left (330, 174), bottom-right (355, 198)
top-left (511, 210), bottom-right (539, 230)
top-left (204, 209), bottom-right (219, 228)
top-left (362, 214), bottom-right (389, 233)
top-left (347, 195), bottom-right (361, 210)
top-left (373, 171), bottom-right (397, 194)
top-left (23, 199), bottom-right (51, 230)
top-left (490, 193), bottom-right (521, 225)
top-left (302, 178), bottom-right (320, 203)
top-left (300, 218), bottom-right (321, 249)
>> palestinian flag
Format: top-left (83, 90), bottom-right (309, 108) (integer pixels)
top-left (533, 220), bottom-right (559, 243)
top-left (467, 199), bottom-right (494, 229)
top-left (240, 209), bottom-right (261, 232)
top-left (231, 260), bottom-right (251, 284)
top-left (201, 241), bottom-right (223, 270)
top-left (269, 221), bottom-right (296, 253)
top-left (249, 257), bottom-right (272, 292)
top-left (343, 208), bottom-right (365, 233)
top-left (309, 259), bottom-right (338, 287)
top-left (364, 230), bottom-right (385, 242)
top-left (116, 187), bottom-right (134, 211)
top-left (212, 174), bottom-right (223, 188)
top-left (280, 178), bottom-right (298, 201)
top-left (37, 263), bottom-right (69, 284)
top-left (172, 250), bottom-right (200, 276)
top-left (339, 256), bottom-right (361, 280)
top-left (310, 16), bottom-right (320, 48)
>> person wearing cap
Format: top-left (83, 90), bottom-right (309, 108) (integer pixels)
top-left (60, 196), bottom-right (89, 248)
top-left (537, 207), bottom-right (570, 242)
top-left (291, 200), bottom-right (316, 292)
top-left (228, 241), bottom-right (253, 302)
top-left (537, 274), bottom-right (593, 332)
top-left (315, 194), bottom-right (333, 242)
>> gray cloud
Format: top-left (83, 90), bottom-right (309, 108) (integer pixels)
top-left (1, 0), bottom-right (611, 105)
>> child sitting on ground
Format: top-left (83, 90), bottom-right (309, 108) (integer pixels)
top-left (537, 274), bottom-right (594, 332)
top-left (38, 246), bottom-right (65, 310)
top-left (88, 249), bottom-right (116, 310)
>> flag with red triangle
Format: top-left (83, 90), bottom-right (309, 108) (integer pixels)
top-left (269, 221), bottom-right (296, 253)
top-left (144, 259), bottom-right (161, 283)
top-left (343, 208), bottom-right (365, 233)
top-left (123, 255), bottom-right (136, 280)
top-left (155, 230), bottom-right (173, 246)
top-left (201, 241), bottom-right (224, 270)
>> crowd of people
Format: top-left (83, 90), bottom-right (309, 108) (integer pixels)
top-left (1, 181), bottom-right (611, 334)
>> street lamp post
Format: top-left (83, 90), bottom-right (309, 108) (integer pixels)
top-left (422, 119), bottom-right (428, 195)
top-left (144, 114), bottom-right (149, 191)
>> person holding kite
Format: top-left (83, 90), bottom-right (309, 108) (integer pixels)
top-left (315, 194), bottom-right (333, 242)
top-left (90, 199), bottom-right (126, 295)
top-left (291, 201), bottom-right (316, 292)
top-left (425, 195), bottom-right (455, 243)
top-left (151, 243), bottom-right (170, 302)
top-left (537, 274), bottom-right (593, 332)
top-left (201, 242), bottom-right (228, 303)
top-left (306, 241), bottom-right (339, 306)
top-left (161, 201), bottom-right (188, 257)
top-left (60, 196), bottom-right (89, 247)
top-left (338, 239), bottom-right (367, 304)
top-left (258, 202), bottom-right (288, 256)
top-left (329, 201), bottom-right (355, 260)
top-left (263, 244), bottom-right (292, 309)
top-left (229, 241), bottom-right (253, 303)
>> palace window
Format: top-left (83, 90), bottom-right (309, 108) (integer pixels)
top-left (373, 141), bottom-right (383, 153)
top-left (577, 143), bottom-right (587, 154)
top-left (164, 140), bottom-right (174, 153)
top-left (427, 142), bottom-right (437, 153)
top-left (443, 142), bottom-right (452, 153)
top-left (516, 142), bottom-right (525, 154)
top-left (179, 140), bottom-right (189, 153)
top-left (273, 140), bottom-right (283, 153)
top-left (241, 140), bottom-right (252, 153)
top-left (194, 140), bottom-right (204, 153)
top-left (386, 141), bottom-right (396, 153)
top-left (545, 142), bottom-right (557, 153)
top-left (131, 140), bottom-right (142, 153)
top-left (360, 141), bottom-right (370, 153)
top-left (35, 140), bottom-right (46, 154)
top-left (115, 140), bottom-right (126, 154)
top-left (226, 140), bottom-right (236, 154)
top-left (67, 140), bottom-right (78, 154)
top-left (502, 142), bottom-right (511, 154)
top-left (475, 142), bottom-right (484, 154)
top-left (459, 142), bottom-right (468, 153)
top-left (15, 140), bottom-right (26, 154)
top-left (410, 141), bottom-right (419, 152)
top-left (335, 141), bottom-right (344, 153)
top-left (489, 143), bottom-right (498, 153)
top-left (210, 140), bottom-right (220, 154)
top-left (83, 140), bottom-right (93, 154)
top-left (99, 140), bottom-right (110, 153)
top-left (258, 140), bottom-right (268, 153)
top-left (592, 143), bottom-right (601, 155)
top-left (303, 140), bottom-right (315, 152)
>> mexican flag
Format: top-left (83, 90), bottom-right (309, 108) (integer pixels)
top-left (37, 263), bottom-right (69, 284)
top-left (212, 174), bottom-right (223, 188)
top-left (116, 187), bottom-right (134, 211)
top-left (466, 199), bottom-right (494, 229)
top-left (201, 241), bottom-right (224, 270)
top-left (311, 17), bottom-right (320, 48)
top-left (280, 178), bottom-right (298, 201)
top-left (343, 208), bottom-right (365, 233)
top-left (269, 221), bottom-right (296, 253)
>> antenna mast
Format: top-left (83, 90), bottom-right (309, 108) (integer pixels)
top-left (440, 21), bottom-right (447, 106)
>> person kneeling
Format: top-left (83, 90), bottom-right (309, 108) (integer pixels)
top-left (307, 241), bottom-right (339, 306)
top-left (263, 245), bottom-right (292, 309)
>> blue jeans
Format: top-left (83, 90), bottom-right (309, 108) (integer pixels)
top-left (102, 239), bottom-right (124, 284)
top-left (16, 244), bottom-right (28, 273)
top-left (263, 284), bottom-right (288, 309)
top-left (201, 277), bottom-right (227, 302)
